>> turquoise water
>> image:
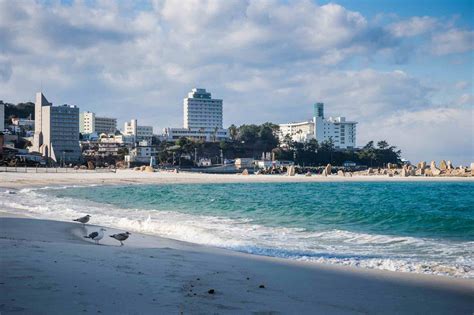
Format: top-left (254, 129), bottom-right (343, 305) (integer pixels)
top-left (53, 182), bottom-right (474, 240)
top-left (4, 181), bottom-right (474, 277)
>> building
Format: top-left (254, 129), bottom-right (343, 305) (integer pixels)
top-left (80, 111), bottom-right (117, 134)
top-left (164, 88), bottom-right (229, 142)
top-left (0, 103), bottom-right (4, 132)
top-left (163, 127), bottom-right (229, 142)
top-left (313, 103), bottom-right (357, 149)
top-left (184, 88), bottom-right (223, 129)
top-left (123, 119), bottom-right (153, 142)
top-left (12, 117), bottom-right (35, 130)
top-left (30, 92), bottom-right (81, 163)
top-left (235, 158), bottom-right (254, 169)
top-left (278, 103), bottom-right (357, 149)
top-left (125, 140), bottom-right (156, 165)
top-left (278, 120), bottom-right (315, 143)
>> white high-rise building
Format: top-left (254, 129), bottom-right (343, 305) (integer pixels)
top-left (123, 119), bottom-right (153, 141)
top-left (164, 88), bottom-right (229, 142)
top-left (0, 103), bottom-right (4, 132)
top-left (184, 88), bottom-right (223, 129)
top-left (80, 111), bottom-right (117, 134)
top-left (278, 103), bottom-right (357, 149)
top-left (30, 92), bottom-right (81, 162)
top-left (313, 103), bottom-right (357, 149)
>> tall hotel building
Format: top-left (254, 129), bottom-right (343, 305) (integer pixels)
top-left (80, 111), bottom-right (117, 134)
top-left (279, 103), bottom-right (357, 149)
top-left (164, 88), bottom-right (229, 141)
top-left (30, 92), bottom-right (81, 162)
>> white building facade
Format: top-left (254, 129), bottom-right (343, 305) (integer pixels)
top-left (165, 88), bottom-right (229, 142)
top-left (80, 111), bottom-right (117, 134)
top-left (278, 120), bottom-right (315, 143)
top-left (30, 92), bottom-right (81, 162)
top-left (278, 103), bottom-right (357, 149)
top-left (313, 103), bottom-right (357, 149)
top-left (123, 119), bottom-right (153, 142)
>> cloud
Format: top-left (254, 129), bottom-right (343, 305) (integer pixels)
top-left (389, 16), bottom-right (437, 37)
top-left (431, 29), bottom-right (474, 55)
top-left (360, 107), bottom-right (473, 166)
top-left (0, 0), bottom-right (472, 164)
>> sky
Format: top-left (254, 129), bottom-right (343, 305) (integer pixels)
top-left (0, 0), bottom-right (473, 164)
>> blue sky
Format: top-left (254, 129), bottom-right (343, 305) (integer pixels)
top-left (0, 0), bottom-right (473, 164)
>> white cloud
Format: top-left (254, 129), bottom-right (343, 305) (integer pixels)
top-left (431, 29), bottom-right (474, 55)
top-left (389, 16), bottom-right (437, 37)
top-left (0, 0), bottom-right (472, 164)
top-left (360, 107), bottom-right (473, 166)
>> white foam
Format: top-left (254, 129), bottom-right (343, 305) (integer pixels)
top-left (2, 188), bottom-right (473, 278)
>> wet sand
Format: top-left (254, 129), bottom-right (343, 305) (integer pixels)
top-left (1, 213), bottom-right (473, 314)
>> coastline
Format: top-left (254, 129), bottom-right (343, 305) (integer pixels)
top-left (1, 169), bottom-right (472, 190)
top-left (1, 211), bottom-right (473, 314)
top-left (1, 172), bottom-right (473, 313)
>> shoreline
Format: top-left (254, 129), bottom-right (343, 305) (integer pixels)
top-left (1, 172), bottom-right (473, 313)
top-left (1, 169), bottom-right (472, 190)
top-left (1, 212), bottom-right (473, 314)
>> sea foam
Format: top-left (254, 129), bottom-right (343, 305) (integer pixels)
top-left (1, 186), bottom-right (473, 278)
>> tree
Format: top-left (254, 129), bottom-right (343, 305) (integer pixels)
top-left (228, 124), bottom-right (238, 141)
top-left (377, 140), bottom-right (389, 150)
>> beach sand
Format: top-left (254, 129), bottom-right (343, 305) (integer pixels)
top-left (1, 168), bottom-right (472, 189)
top-left (1, 213), bottom-right (473, 314)
top-left (1, 171), bottom-right (473, 314)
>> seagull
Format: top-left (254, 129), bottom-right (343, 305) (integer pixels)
top-left (84, 228), bottom-right (106, 245)
top-left (110, 232), bottom-right (131, 246)
top-left (73, 215), bottom-right (91, 225)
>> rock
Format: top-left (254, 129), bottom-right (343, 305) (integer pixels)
top-left (388, 173), bottom-right (393, 177)
top-left (439, 160), bottom-right (448, 170)
top-left (134, 167), bottom-right (140, 171)
top-left (430, 161), bottom-right (441, 176)
top-left (207, 289), bottom-right (215, 294)
top-left (345, 172), bottom-right (352, 177)
top-left (140, 165), bottom-right (147, 171)
top-left (415, 168), bottom-right (424, 176)
top-left (322, 169), bottom-right (327, 177)
top-left (242, 169), bottom-right (249, 175)
top-left (337, 170), bottom-right (344, 176)
top-left (144, 166), bottom-right (154, 172)
top-left (305, 171), bottom-right (312, 177)
top-left (470, 163), bottom-right (474, 176)
top-left (288, 165), bottom-right (296, 176)
top-left (400, 167), bottom-right (408, 177)
top-left (325, 164), bottom-right (332, 175)
top-left (424, 169), bottom-right (432, 176)
top-left (387, 163), bottom-right (394, 169)
top-left (456, 168), bottom-right (466, 176)
top-left (87, 161), bottom-right (95, 170)
top-left (447, 161), bottom-right (453, 170)
top-left (417, 161), bottom-right (426, 169)
top-left (367, 168), bottom-right (374, 175)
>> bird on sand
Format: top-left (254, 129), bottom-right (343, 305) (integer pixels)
top-left (110, 232), bottom-right (131, 246)
top-left (84, 228), bottom-right (106, 245)
top-left (73, 215), bottom-right (91, 225)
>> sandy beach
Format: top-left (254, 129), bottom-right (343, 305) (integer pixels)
top-left (1, 213), bottom-right (473, 314)
top-left (1, 171), bottom-right (473, 314)
top-left (1, 168), bottom-right (472, 189)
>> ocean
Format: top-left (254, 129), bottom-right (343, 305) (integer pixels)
top-left (3, 181), bottom-right (473, 278)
